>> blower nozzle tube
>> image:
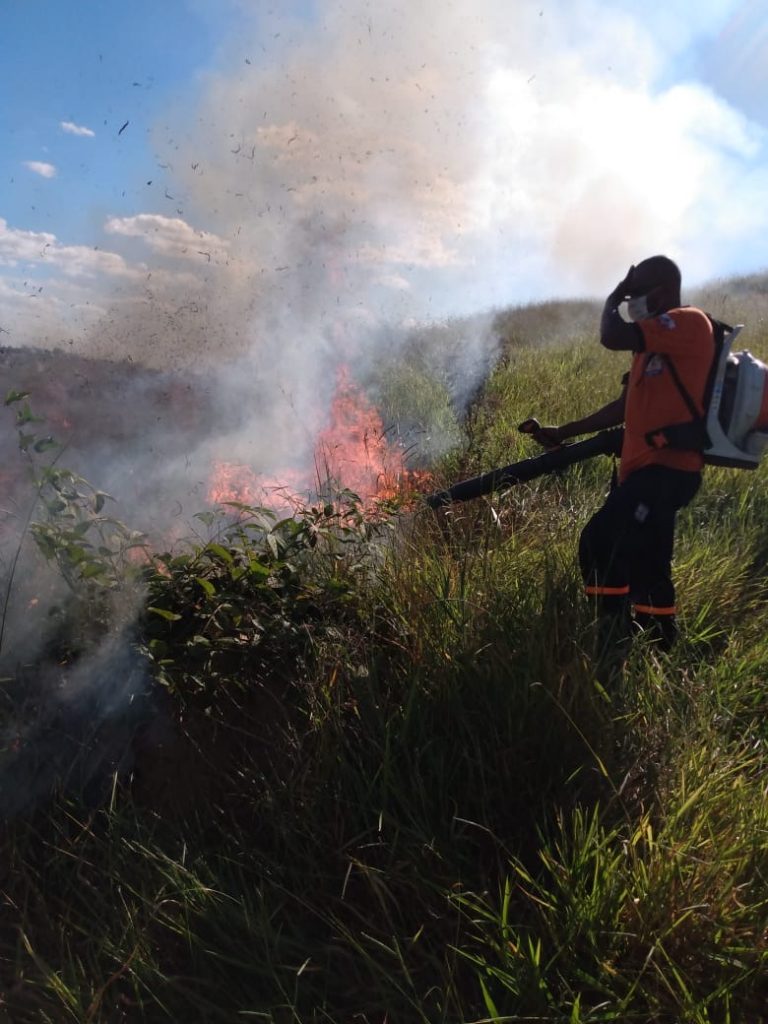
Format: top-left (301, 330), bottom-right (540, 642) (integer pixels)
top-left (426, 428), bottom-right (623, 508)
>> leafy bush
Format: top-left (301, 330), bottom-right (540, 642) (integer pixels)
top-left (141, 496), bottom-right (386, 702)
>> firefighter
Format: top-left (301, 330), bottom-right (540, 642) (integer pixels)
top-left (530, 255), bottom-right (714, 651)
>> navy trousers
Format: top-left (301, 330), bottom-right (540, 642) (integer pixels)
top-left (578, 465), bottom-right (701, 645)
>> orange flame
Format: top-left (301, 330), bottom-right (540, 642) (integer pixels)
top-left (207, 366), bottom-right (426, 510)
top-left (315, 366), bottom-right (403, 501)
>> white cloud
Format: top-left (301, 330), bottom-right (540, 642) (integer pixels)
top-left (0, 218), bottom-right (139, 280)
top-left (0, 220), bottom-right (58, 264)
top-left (23, 161), bottom-right (57, 179)
top-left (60, 120), bottom-right (95, 137)
top-left (0, 216), bottom-right (217, 360)
top-left (104, 214), bottom-right (230, 262)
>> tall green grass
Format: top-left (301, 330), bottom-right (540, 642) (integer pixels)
top-left (3, 292), bottom-right (768, 1021)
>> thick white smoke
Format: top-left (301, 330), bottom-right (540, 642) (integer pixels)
top-left (158, 0), bottom-right (766, 317)
top-left (89, 0), bottom-right (762, 474)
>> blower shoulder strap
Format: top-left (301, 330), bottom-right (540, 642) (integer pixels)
top-left (657, 352), bottom-right (701, 419)
top-left (656, 314), bottom-right (731, 420)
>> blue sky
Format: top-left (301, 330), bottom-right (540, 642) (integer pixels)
top-left (0, 0), bottom-right (317, 243)
top-left (1, 0), bottom-right (768, 362)
top-left (1, 0), bottom-right (219, 243)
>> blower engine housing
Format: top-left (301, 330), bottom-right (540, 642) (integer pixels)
top-left (704, 325), bottom-right (768, 468)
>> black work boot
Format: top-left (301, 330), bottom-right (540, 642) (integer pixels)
top-left (633, 612), bottom-right (678, 652)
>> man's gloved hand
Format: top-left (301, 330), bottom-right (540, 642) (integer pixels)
top-left (531, 425), bottom-right (564, 448)
top-left (519, 418), bottom-right (564, 448)
top-left (607, 264), bottom-right (636, 305)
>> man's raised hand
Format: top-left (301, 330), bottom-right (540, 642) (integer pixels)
top-left (608, 265), bottom-right (636, 305)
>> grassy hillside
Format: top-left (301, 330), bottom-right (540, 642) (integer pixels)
top-left (2, 283), bottom-right (768, 1022)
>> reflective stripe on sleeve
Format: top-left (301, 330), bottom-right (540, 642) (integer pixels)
top-left (633, 603), bottom-right (677, 616)
top-left (584, 585), bottom-right (630, 596)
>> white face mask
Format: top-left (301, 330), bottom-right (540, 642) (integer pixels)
top-left (626, 295), bottom-right (652, 322)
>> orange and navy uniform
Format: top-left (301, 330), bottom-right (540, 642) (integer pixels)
top-left (579, 306), bottom-right (713, 647)
top-left (620, 308), bottom-right (714, 481)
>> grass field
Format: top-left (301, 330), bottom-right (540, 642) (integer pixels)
top-left (2, 285), bottom-right (768, 1022)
